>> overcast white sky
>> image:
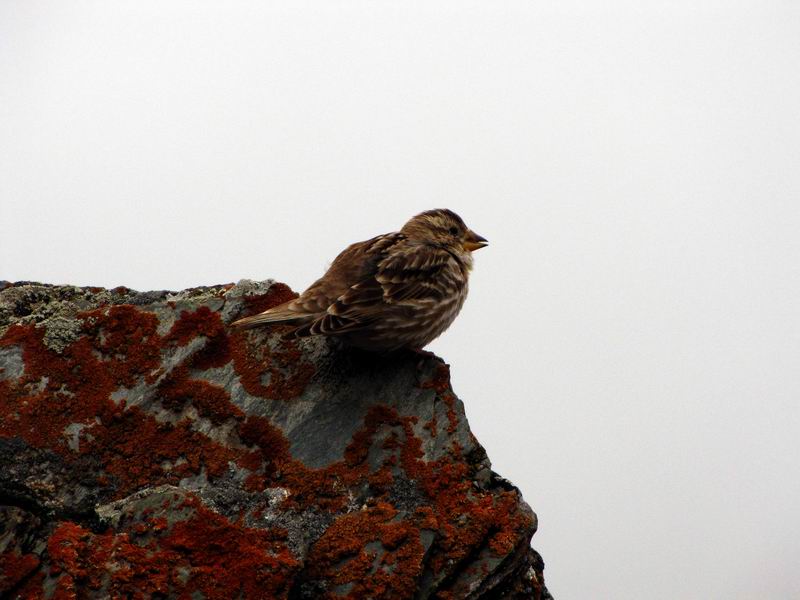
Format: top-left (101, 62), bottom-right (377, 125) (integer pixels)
top-left (2, 2), bottom-right (800, 598)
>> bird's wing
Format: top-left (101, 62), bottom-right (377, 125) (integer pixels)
top-left (292, 233), bottom-right (405, 314)
top-left (303, 241), bottom-right (454, 336)
top-left (233, 233), bottom-right (404, 332)
top-left (374, 244), bottom-right (454, 302)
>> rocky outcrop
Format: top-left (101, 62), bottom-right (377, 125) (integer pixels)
top-left (0, 280), bottom-right (550, 599)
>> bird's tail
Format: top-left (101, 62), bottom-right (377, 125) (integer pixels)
top-left (230, 305), bottom-right (310, 330)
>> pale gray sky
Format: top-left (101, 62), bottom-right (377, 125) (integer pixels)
top-left (2, 2), bottom-right (800, 598)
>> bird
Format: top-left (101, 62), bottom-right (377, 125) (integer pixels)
top-left (231, 209), bottom-right (488, 351)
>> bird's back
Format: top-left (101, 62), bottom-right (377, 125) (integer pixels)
top-left (232, 208), bottom-right (485, 351)
top-left (293, 233), bottom-right (403, 315)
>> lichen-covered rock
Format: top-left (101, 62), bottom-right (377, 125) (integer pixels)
top-left (0, 281), bottom-right (551, 599)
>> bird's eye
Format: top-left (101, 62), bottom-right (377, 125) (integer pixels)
top-left (448, 226), bottom-right (459, 236)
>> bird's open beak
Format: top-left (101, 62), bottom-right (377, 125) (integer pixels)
top-left (463, 230), bottom-right (488, 252)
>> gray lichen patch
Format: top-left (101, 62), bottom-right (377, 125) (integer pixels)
top-left (224, 278), bottom-right (277, 300)
top-left (40, 316), bottom-right (83, 353)
top-left (220, 278), bottom-right (278, 322)
top-left (0, 284), bottom-right (105, 335)
top-left (0, 280), bottom-right (280, 338)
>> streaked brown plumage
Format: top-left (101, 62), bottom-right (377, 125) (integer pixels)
top-left (231, 209), bottom-right (488, 351)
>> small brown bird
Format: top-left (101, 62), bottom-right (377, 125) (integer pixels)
top-left (232, 209), bottom-right (487, 351)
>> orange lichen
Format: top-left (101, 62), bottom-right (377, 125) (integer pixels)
top-left (164, 306), bottom-right (231, 371)
top-left (81, 404), bottom-right (239, 492)
top-left (420, 362), bottom-right (452, 395)
top-left (305, 502), bottom-right (428, 600)
top-left (28, 496), bottom-right (299, 600)
top-left (82, 304), bottom-right (163, 388)
top-left (158, 366), bottom-right (243, 425)
top-left (0, 307), bottom-right (243, 497)
top-left (423, 412), bottom-right (438, 438)
top-left (420, 362), bottom-right (459, 433)
top-left (0, 550), bottom-right (40, 594)
top-left (225, 283), bottom-right (316, 401)
top-left (230, 331), bottom-right (316, 400)
top-left (442, 394), bottom-right (459, 434)
top-left (238, 415), bottom-right (291, 477)
top-left (0, 323), bottom-right (118, 452)
top-left (239, 283), bottom-right (298, 317)
top-left (165, 306), bottom-right (223, 346)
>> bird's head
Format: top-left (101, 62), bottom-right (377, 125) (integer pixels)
top-left (400, 209), bottom-right (488, 255)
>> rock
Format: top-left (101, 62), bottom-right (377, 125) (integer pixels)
top-left (0, 280), bottom-right (551, 599)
